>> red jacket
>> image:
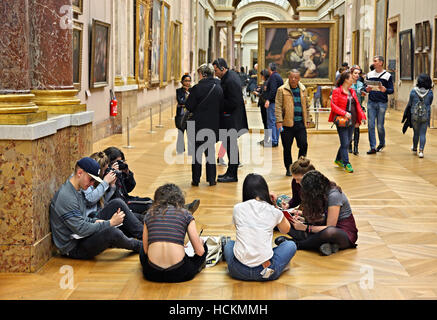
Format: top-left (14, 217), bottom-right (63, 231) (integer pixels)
top-left (328, 87), bottom-right (367, 124)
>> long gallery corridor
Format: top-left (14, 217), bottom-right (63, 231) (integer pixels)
top-left (2, 105), bottom-right (437, 300)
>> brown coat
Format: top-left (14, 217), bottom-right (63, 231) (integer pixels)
top-left (274, 80), bottom-right (308, 128)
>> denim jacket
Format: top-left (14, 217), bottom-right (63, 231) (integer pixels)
top-left (407, 87), bottom-right (434, 127)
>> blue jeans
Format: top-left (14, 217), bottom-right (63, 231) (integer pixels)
top-left (223, 240), bottom-right (296, 281)
top-left (266, 102), bottom-right (279, 145)
top-left (412, 121), bottom-right (428, 151)
top-left (367, 100), bottom-right (388, 149)
top-left (336, 125), bottom-right (354, 165)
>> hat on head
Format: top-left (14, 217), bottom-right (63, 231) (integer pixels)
top-left (76, 157), bottom-right (104, 184)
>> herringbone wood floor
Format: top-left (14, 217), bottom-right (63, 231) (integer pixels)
top-left (2, 104), bottom-right (437, 300)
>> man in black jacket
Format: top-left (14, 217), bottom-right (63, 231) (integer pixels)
top-left (213, 58), bottom-right (249, 183)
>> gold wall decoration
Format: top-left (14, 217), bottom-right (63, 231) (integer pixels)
top-left (73, 21), bottom-right (83, 91)
top-left (258, 20), bottom-right (338, 86)
top-left (170, 21), bottom-right (182, 83)
top-left (150, 0), bottom-right (161, 86)
top-left (136, 0), bottom-right (150, 89)
top-left (90, 19), bottom-right (111, 89)
top-left (160, 1), bottom-right (170, 87)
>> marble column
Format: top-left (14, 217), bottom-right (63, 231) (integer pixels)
top-left (236, 41), bottom-right (242, 70)
top-left (29, 0), bottom-right (84, 114)
top-left (0, 0), bottom-right (46, 125)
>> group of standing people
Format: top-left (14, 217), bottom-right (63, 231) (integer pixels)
top-left (175, 58), bottom-right (249, 186)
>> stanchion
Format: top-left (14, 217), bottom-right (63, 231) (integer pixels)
top-left (123, 116), bottom-right (134, 149)
top-left (148, 107), bottom-right (156, 134)
top-left (156, 101), bottom-right (164, 128)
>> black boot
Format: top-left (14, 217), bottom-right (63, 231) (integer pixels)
top-left (348, 141), bottom-right (353, 153)
top-left (353, 128), bottom-right (360, 155)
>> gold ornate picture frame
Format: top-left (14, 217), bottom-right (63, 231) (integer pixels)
top-left (73, 21), bottom-right (83, 91)
top-left (150, 0), bottom-right (161, 87)
top-left (160, 1), bottom-right (170, 87)
top-left (415, 22), bottom-right (424, 53)
top-left (434, 16), bottom-right (437, 82)
top-left (258, 20), bottom-right (338, 85)
top-left (170, 21), bottom-right (182, 83)
top-left (72, 0), bottom-right (83, 15)
top-left (90, 19), bottom-right (111, 89)
top-left (136, 0), bottom-right (150, 89)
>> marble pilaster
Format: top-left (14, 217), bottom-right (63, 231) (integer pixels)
top-left (29, 0), bottom-right (84, 114)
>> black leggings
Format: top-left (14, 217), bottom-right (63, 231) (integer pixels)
top-left (140, 243), bottom-right (208, 283)
top-left (288, 226), bottom-right (355, 251)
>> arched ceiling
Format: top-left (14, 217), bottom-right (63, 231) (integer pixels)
top-left (232, 0), bottom-right (300, 12)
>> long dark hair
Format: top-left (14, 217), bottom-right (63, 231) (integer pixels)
top-left (300, 170), bottom-right (342, 224)
top-left (148, 184), bottom-right (185, 216)
top-left (103, 146), bottom-right (125, 164)
top-left (417, 73), bottom-right (433, 90)
top-left (242, 173), bottom-right (273, 205)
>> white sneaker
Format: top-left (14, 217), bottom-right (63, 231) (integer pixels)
top-left (419, 151), bottom-right (424, 158)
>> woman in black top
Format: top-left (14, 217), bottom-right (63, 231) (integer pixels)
top-left (186, 64), bottom-right (224, 186)
top-left (175, 74), bottom-right (192, 154)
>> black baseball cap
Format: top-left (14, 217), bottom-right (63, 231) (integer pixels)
top-left (76, 157), bottom-right (104, 183)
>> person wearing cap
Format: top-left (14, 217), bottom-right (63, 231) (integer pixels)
top-left (49, 157), bottom-right (144, 259)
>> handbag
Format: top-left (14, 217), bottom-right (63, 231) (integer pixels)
top-left (179, 83), bottom-right (216, 131)
top-left (333, 92), bottom-right (353, 128)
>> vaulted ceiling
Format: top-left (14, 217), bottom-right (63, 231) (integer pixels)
top-left (231, 0), bottom-right (300, 11)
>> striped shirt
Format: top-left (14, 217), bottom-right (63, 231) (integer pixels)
top-left (144, 206), bottom-right (194, 246)
top-left (291, 86), bottom-right (303, 122)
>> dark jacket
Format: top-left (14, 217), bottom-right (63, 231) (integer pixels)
top-left (402, 87), bottom-right (434, 133)
top-left (186, 77), bottom-right (223, 139)
top-left (219, 69), bottom-right (249, 133)
top-left (265, 71), bottom-right (284, 103)
top-left (362, 70), bottom-right (394, 103)
top-left (176, 87), bottom-right (189, 117)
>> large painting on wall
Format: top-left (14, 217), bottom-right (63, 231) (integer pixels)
top-left (150, 0), bottom-right (161, 86)
top-left (73, 21), bottom-right (83, 90)
top-left (90, 19), bottom-right (111, 89)
top-left (170, 21), bottom-right (182, 82)
top-left (136, 0), bottom-right (149, 88)
top-left (160, 1), bottom-right (170, 87)
top-left (374, 0), bottom-right (387, 57)
top-left (399, 29), bottom-right (414, 81)
top-left (258, 21), bottom-right (338, 85)
top-left (434, 16), bottom-right (437, 82)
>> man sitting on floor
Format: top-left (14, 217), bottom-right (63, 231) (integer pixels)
top-left (50, 157), bottom-right (144, 259)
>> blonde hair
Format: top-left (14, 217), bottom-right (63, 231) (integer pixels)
top-left (290, 156), bottom-right (316, 175)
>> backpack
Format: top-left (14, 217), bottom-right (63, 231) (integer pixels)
top-left (411, 95), bottom-right (428, 123)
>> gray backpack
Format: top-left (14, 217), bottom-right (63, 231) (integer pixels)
top-left (411, 96), bottom-right (428, 123)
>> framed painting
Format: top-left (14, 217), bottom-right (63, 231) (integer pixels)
top-left (160, 1), bottom-right (170, 87)
top-left (72, 0), bottom-right (83, 15)
top-left (423, 20), bottom-right (431, 52)
top-left (90, 19), bottom-right (111, 89)
top-left (150, 0), bottom-right (161, 86)
top-left (415, 22), bottom-right (423, 53)
top-left (374, 0), bottom-right (388, 58)
top-left (422, 52), bottom-right (430, 75)
top-left (399, 29), bottom-right (414, 81)
top-left (258, 21), bottom-right (338, 85)
top-left (198, 49), bottom-right (206, 65)
top-left (73, 21), bottom-right (83, 91)
top-left (136, 0), bottom-right (150, 89)
top-left (170, 21), bottom-right (182, 82)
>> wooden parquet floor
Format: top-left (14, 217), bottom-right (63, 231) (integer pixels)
top-left (2, 104), bottom-right (437, 300)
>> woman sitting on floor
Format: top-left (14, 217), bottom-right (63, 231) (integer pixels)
top-left (275, 170), bottom-right (358, 256)
top-left (224, 173), bottom-right (297, 281)
top-left (139, 184), bottom-right (207, 283)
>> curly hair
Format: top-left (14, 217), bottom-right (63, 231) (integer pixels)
top-left (148, 184), bottom-right (186, 216)
top-left (300, 170), bottom-right (341, 224)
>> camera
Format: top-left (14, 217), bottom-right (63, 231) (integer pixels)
top-left (104, 166), bottom-right (123, 180)
top-left (117, 160), bottom-right (128, 171)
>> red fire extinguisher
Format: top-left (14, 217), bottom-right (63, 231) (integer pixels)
top-left (110, 89), bottom-right (118, 117)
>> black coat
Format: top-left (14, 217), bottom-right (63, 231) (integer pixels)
top-left (219, 69), bottom-right (249, 133)
top-left (176, 87), bottom-right (189, 107)
top-left (402, 104), bottom-right (412, 134)
top-left (185, 77), bottom-right (223, 140)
